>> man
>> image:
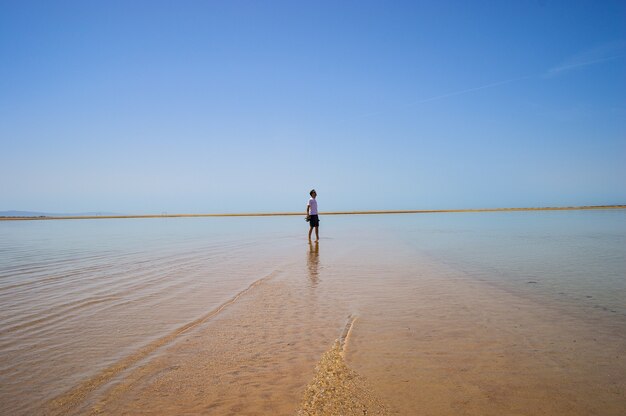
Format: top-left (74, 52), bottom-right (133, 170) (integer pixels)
top-left (306, 189), bottom-right (319, 241)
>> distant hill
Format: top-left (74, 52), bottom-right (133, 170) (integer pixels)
top-left (0, 211), bottom-right (119, 217)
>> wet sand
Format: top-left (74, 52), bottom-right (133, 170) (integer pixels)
top-left (1, 204), bottom-right (624, 221)
top-left (346, 243), bottom-right (626, 415)
top-left (41, 237), bottom-right (625, 415)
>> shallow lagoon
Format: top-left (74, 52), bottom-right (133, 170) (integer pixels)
top-left (1, 210), bottom-right (624, 415)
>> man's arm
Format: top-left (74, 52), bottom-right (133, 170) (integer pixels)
top-left (306, 204), bottom-right (310, 216)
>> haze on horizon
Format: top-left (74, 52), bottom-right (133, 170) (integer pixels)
top-left (1, 1), bottom-right (625, 214)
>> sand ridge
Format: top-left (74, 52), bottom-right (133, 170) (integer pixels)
top-left (1, 205), bottom-right (624, 221)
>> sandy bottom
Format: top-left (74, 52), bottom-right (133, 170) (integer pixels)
top-left (43, 239), bottom-right (625, 415)
top-left (347, 244), bottom-right (626, 415)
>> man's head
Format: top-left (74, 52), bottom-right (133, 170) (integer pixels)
top-left (310, 189), bottom-right (317, 197)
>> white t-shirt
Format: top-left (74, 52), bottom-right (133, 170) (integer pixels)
top-left (308, 198), bottom-right (318, 215)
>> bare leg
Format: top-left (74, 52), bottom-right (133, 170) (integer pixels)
top-left (308, 225), bottom-right (313, 240)
top-left (314, 226), bottom-right (319, 241)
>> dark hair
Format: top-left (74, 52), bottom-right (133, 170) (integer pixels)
top-left (309, 189), bottom-right (316, 196)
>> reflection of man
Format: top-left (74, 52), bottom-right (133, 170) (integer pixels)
top-left (306, 189), bottom-right (319, 241)
top-left (307, 241), bottom-right (319, 284)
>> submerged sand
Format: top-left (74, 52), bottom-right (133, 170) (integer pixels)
top-left (37, 236), bottom-right (626, 416)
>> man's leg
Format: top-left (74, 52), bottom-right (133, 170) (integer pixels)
top-left (314, 226), bottom-right (319, 241)
top-left (308, 225), bottom-right (313, 240)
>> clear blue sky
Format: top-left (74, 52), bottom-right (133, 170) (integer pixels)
top-left (1, 0), bottom-right (624, 213)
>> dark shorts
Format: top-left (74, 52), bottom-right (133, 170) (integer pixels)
top-left (309, 215), bottom-right (319, 227)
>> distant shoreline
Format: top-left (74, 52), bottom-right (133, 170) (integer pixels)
top-left (1, 205), bottom-right (625, 221)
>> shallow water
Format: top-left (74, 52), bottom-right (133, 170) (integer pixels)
top-left (0, 211), bottom-right (624, 415)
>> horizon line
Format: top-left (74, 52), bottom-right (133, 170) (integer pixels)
top-left (1, 204), bottom-right (625, 221)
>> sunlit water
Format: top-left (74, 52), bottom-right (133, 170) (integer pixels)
top-left (0, 211), bottom-right (624, 415)
top-left (380, 209), bottom-right (626, 315)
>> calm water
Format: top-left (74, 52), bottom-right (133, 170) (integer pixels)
top-left (0, 210), bottom-right (624, 415)
top-left (384, 209), bottom-right (626, 315)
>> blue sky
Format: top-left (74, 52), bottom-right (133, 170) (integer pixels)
top-left (1, 0), bottom-right (624, 213)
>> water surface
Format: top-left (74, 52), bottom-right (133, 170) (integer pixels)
top-left (0, 210), bottom-right (624, 415)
